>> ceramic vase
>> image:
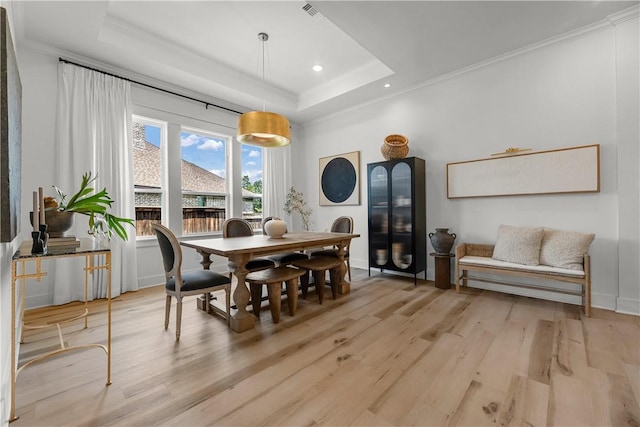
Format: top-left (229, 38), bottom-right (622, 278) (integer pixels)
top-left (31, 210), bottom-right (74, 238)
top-left (429, 228), bottom-right (456, 254)
top-left (264, 218), bottom-right (287, 238)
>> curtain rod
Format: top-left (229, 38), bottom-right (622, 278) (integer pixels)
top-left (58, 58), bottom-right (243, 116)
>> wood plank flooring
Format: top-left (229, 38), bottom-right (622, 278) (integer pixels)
top-left (12, 270), bottom-right (640, 426)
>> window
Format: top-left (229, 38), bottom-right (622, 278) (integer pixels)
top-left (241, 146), bottom-right (263, 227)
top-left (132, 114), bottom-right (263, 238)
top-left (132, 117), bottom-right (165, 236)
top-left (180, 128), bottom-right (228, 235)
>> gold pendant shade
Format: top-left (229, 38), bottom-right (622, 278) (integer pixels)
top-left (237, 111), bottom-right (291, 147)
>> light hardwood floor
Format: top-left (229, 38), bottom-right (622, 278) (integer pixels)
top-left (12, 269), bottom-right (640, 426)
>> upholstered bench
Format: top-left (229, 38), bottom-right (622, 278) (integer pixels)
top-left (455, 225), bottom-right (594, 316)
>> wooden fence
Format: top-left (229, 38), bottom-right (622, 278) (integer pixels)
top-left (136, 207), bottom-right (261, 236)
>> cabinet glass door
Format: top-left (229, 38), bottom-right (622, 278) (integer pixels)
top-left (370, 165), bottom-right (389, 266)
top-left (391, 162), bottom-right (412, 269)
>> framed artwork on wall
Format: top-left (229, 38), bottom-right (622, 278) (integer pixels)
top-left (446, 144), bottom-right (600, 199)
top-left (1, 7), bottom-right (22, 242)
top-left (319, 151), bottom-right (360, 206)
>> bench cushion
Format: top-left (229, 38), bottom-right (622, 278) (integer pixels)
top-left (460, 255), bottom-right (585, 277)
top-left (539, 229), bottom-right (595, 271)
top-left (492, 225), bottom-right (544, 266)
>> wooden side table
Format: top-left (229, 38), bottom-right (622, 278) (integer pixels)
top-left (430, 253), bottom-right (455, 289)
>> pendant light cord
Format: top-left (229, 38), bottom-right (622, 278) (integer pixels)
top-left (258, 32), bottom-right (269, 112)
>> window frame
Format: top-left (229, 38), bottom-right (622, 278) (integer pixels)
top-left (131, 110), bottom-right (258, 242)
top-left (132, 115), bottom-right (167, 240)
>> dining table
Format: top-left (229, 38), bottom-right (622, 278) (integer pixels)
top-left (180, 231), bottom-right (360, 332)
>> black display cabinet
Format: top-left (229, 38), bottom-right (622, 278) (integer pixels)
top-left (367, 157), bottom-right (426, 284)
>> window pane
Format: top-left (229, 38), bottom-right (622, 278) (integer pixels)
top-left (132, 119), bottom-right (163, 236)
top-left (181, 130), bottom-right (227, 234)
top-left (241, 146), bottom-right (263, 231)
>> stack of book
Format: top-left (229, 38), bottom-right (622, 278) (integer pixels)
top-left (47, 236), bottom-right (80, 248)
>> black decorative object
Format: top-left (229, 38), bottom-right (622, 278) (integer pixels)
top-left (319, 151), bottom-right (360, 206)
top-left (322, 158), bottom-right (356, 203)
top-left (31, 227), bottom-right (46, 255)
top-left (429, 228), bottom-right (456, 255)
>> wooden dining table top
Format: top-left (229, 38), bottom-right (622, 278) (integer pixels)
top-left (180, 231), bottom-right (359, 258)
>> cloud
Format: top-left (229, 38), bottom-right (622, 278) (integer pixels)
top-left (245, 170), bottom-right (263, 182)
top-left (210, 169), bottom-right (226, 178)
top-left (198, 139), bottom-right (224, 151)
top-left (181, 133), bottom-right (200, 147)
top-left (246, 161), bottom-right (256, 166)
top-left (248, 150), bottom-right (260, 158)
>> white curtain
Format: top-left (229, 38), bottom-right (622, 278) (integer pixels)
top-left (53, 62), bottom-right (137, 303)
top-left (262, 145), bottom-right (292, 222)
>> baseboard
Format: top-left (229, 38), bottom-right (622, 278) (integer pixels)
top-left (591, 292), bottom-right (617, 311)
top-left (616, 297), bottom-right (640, 316)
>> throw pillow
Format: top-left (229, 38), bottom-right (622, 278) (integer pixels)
top-left (492, 225), bottom-right (544, 265)
top-left (539, 228), bottom-right (595, 271)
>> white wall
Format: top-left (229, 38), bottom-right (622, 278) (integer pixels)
top-left (300, 23), bottom-right (638, 313)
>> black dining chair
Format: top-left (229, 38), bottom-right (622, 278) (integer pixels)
top-left (152, 223), bottom-right (231, 340)
top-left (310, 216), bottom-right (354, 281)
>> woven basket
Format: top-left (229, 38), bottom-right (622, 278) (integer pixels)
top-left (381, 134), bottom-right (409, 160)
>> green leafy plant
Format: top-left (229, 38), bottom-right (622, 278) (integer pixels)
top-left (50, 172), bottom-right (134, 241)
top-left (283, 187), bottom-right (312, 231)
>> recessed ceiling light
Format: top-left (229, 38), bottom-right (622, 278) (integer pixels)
top-left (384, 83), bottom-right (391, 88)
top-left (312, 65), bottom-right (324, 72)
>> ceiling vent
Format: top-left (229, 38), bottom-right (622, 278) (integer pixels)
top-left (302, 3), bottom-right (323, 21)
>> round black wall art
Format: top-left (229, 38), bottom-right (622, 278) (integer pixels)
top-left (321, 157), bottom-right (356, 203)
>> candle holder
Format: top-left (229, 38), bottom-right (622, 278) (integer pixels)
top-left (39, 223), bottom-right (49, 247)
top-left (31, 230), bottom-right (46, 255)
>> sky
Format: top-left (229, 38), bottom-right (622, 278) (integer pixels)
top-left (144, 125), bottom-right (263, 184)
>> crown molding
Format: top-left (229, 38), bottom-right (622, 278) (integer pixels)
top-left (607, 5), bottom-right (640, 26)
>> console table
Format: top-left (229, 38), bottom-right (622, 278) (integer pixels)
top-left (10, 238), bottom-right (112, 422)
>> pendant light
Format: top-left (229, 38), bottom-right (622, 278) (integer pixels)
top-left (237, 33), bottom-right (291, 147)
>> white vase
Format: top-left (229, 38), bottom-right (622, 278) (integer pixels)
top-left (264, 218), bottom-right (287, 238)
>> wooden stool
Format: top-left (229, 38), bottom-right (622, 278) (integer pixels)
top-left (245, 266), bottom-right (306, 323)
top-left (290, 256), bottom-right (342, 304)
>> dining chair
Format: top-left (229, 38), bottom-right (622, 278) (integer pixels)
top-left (310, 216), bottom-right (354, 281)
top-left (261, 216), bottom-right (308, 266)
top-left (222, 218), bottom-right (277, 315)
top-left (152, 223), bottom-right (231, 340)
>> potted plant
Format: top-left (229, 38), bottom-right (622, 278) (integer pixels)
top-left (283, 187), bottom-right (312, 231)
top-left (46, 172), bottom-right (134, 240)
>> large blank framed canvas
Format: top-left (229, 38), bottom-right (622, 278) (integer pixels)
top-left (447, 144), bottom-right (600, 199)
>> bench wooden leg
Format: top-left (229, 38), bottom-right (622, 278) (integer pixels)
top-left (456, 268), bottom-right (470, 294)
top-left (312, 270), bottom-right (327, 304)
top-left (285, 279), bottom-right (298, 316)
top-left (267, 282), bottom-right (282, 323)
top-left (329, 267), bottom-right (340, 299)
top-left (250, 283), bottom-right (263, 316)
top-left (300, 271), bottom-right (310, 299)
